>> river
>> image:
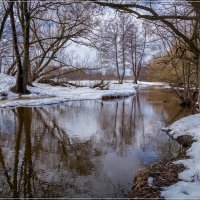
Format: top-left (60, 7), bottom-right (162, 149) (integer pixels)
top-left (0, 87), bottom-right (195, 198)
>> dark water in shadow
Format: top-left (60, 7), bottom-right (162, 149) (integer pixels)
top-left (0, 88), bottom-right (195, 198)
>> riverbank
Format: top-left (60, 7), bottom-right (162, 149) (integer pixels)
top-left (0, 73), bottom-right (165, 108)
top-left (132, 114), bottom-right (200, 199)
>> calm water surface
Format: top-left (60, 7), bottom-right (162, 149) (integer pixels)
top-left (0, 88), bottom-right (195, 198)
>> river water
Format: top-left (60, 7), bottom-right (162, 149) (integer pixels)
top-left (0, 88), bottom-right (195, 198)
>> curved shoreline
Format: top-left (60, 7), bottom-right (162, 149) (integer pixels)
top-left (131, 115), bottom-right (198, 199)
top-left (131, 140), bottom-right (187, 199)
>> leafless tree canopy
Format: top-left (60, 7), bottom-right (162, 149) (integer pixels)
top-left (0, 0), bottom-right (200, 107)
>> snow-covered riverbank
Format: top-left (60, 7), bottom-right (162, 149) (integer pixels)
top-left (161, 114), bottom-right (200, 199)
top-left (0, 74), bottom-right (165, 108)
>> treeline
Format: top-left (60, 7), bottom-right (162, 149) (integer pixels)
top-left (0, 1), bottom-right (152, 94)
top-left (1, 0), bottom-right (200, 107)
top-left (98, 0), bottom-right (200, 106)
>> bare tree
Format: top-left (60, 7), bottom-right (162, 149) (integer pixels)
top-left (146, 5), bottom-right (199, 105)
top-left (98, 13), bottom-right (133, 83)
top-left (29, 3), bottom-right (94, 83)
top-left (93, 1), bottom-right (200, 107)
top-left (97, 12), bottom-right (148, 84)
top-left (127, 22), bottom-right (148, 84)
top-left (9, 2), bottom-right (25, 93)
top-left (0, 1), bottom-right (95, 93)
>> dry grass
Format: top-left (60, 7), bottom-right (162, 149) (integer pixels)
top-left (132, 161), bottom-right (184, 199)
top-left (131, 132), bottom-right (195, 199)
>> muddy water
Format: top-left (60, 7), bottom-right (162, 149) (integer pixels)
top-left (0, 88), bottom-right (195, 198)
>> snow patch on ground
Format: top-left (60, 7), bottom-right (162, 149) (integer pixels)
top-left (161, 114), bottom-right (200, 199)
top-left (147, 177), bottom-right (154, 187)
top-left (0, 82), bottom-right (136, 108)
top-left (0, 74), bottom-right (17, 98)
top-left (137, 81), bottom-right (167, 87)
top-left (0, 74), bottom-right (166, 108)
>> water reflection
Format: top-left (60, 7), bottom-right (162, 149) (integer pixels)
top-left (0, 88), bottom-right (195, 198)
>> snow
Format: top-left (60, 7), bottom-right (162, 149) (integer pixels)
top-left (147, 177), bottom-right (154, 187)
top-left (161, 114), bottom-right (200, 199)
top-left (137, 81), bottom-right (167, 87)
top-left (0, 82), bottom-right (136, 108)
top-left (0, 74), bottom-right (166, 108)
top-left (0, 74), bottom-right (17, 98)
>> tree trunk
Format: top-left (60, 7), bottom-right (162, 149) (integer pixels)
top-left (197, 57), bottom-right (200, 109)
top-left (0, 2), bottom-right (13, 41)
top-left (114, 35), bottom-right (121, 83)
top-left (9, 2), bottom-right (24, 94)
top-left (22, 2), bottom-right (30, 93)
top-left (134, 78), bottom-right (138, 84)
top-left (187, 0), bottom-right (200, 109)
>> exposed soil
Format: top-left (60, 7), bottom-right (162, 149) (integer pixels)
top-left (176, 135), bottom-right (195, 148)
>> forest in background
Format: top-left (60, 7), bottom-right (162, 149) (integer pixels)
top-left (0, 0), bottom-right (200, 106)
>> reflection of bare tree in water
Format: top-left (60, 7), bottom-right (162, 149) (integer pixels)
top-left (125, 92), bottom-right (145, 151)
top-left (101, 92), bottom-right (145, 156)
top-left (100, 91), bottom-right (184, 158)
top-left (135, 92), bottom-right (145, 151)
top-left (0, 107), bottom-right (100, 198)
top-left (166, 106), bottom-right (195, 125)
top-left (0, 108), bottom-right (33, 198)
top-left (145, 89), bottom-right (196, 126)
top-left (18, 108), bottom-right (33, 198)
top-left (114, 102), bottom-right (118, 138)
top-left (34, 107), bottom-right (97, 175)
